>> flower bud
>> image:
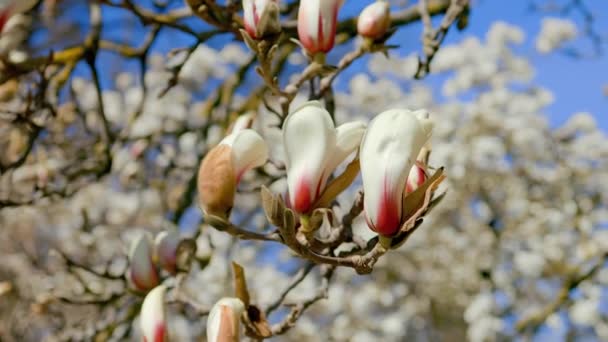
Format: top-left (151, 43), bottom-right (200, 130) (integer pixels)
top-left (198, 129), bottom-right (268, 218)
top-left (227, 113), bottom-right (254, 134)
top-left (207, 297), bottom-right (246, 342)
top-left (405, 163), bottom-right (427, 194)
top-left (283, 101), bottom-right (365, 214)
top-left (0, 0), bottom-right (37, 33)
top-left (154, 231), bottom-right (180, 275)
top-left (297, 0), bottom-right (343, 55)
top-left (243, 0), bottom-right (281, 39)
top-left (357, 1), bottom-right (391, 40)
top-left (360, 109), bottom-right (433, 236)
top-left (128, 234), bottom-right (160, 292)
top-left (140, 285), bottom-right (168, 342)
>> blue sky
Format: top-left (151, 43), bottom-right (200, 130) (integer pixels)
top-left (334, 0), bottom-right (608, 130)
top-left (454, 0), bottom-right (607, 130)
top-left (42, 1), bottom-right (606, 130)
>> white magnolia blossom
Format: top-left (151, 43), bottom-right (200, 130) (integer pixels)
top-left (535, 17), bottom-right (578, 53)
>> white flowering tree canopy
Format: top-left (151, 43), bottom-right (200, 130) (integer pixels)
top-left (0, 0), bottom-right (607, 341)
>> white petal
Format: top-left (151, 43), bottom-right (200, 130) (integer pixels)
top-left (298, 0), bottom-right (322, 46)
top-left (140, 285), bottom-right (167, 342)
top-left (318, 0), bottom-right (341, 47)
top-left (207, 297), bottom-right (246, 342)
top-left (360, 109), bottom-right (433, 234)
top-left (357, 1), bottom-right (390, 38)
top-left (228, 112), bottom-right (254, 134)
top-left (220, 129), bottom-right (268, 181)
top-left (128, 234), bottom-right (159, 291)
top-left (242, 0), bottom-right (256, 33)
top-left (320, 121), bottom-right (366, 190)
top-left (282, 101), bottom-right (336, 212)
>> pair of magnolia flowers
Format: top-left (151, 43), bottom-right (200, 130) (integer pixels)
top-left (198, 100), bottom-right (434, 238)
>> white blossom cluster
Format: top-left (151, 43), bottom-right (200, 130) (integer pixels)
top-left (535, 17), bottom-right (578, 54)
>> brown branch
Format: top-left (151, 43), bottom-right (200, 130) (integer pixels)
top-left (516, 252), bottom-right (608, 332)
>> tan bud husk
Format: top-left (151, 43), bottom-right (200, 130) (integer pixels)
top-left (198, 144), bottom-right (237, 219)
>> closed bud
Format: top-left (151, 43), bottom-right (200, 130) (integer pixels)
top-left (360, 109), bottom-right (434, 236)
top-left (198, 129), bottom-right (268, 219)
top-left (207, 297), bottom-right (246, 342)
top-left (243, 0), bottom-right (281, 39)
top-left (297, 0), bottom-right (343, 55)
top-left (357, 1), bottom-right (391, 40)
top-left (128, 234), bottom-right (160, 292)
top-left (140, 285), bottom-right (168, 342)
top-left (283, 101), bottom-right (365, 214)
top-left (154, 231), bottom-right (180, 275)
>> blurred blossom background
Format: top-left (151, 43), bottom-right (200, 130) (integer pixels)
top-left (0, 0), bottom-right (607, 341)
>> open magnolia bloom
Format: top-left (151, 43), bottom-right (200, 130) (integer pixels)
top-left (198, 128), bottom-right (268, 219)
top-left (283, 101), bottom-right (366, 214)
top-left (297, 0), bottom-right (343, 55)
top-left (0, 0), bottom-right (36, 33)
top-left (360, 109), bottom-right (434, 237)
top-left (207, 297), bottom-right (246, 342)
top-left (140, 285), bottom-right (167, 342)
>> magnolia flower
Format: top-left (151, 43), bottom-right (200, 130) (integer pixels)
top-left (360, 109), bottom-right (434, 236)
top-left (128, 234), bottom-right (160, 292)
top-left (154, 231), bottom-right (180, 275)
top-left (357, 1), bottom-right (391, 40)
top-left (198, 128), bottom-right (268, 218)
top-left (207, 297), bottom-right (246, 342)
top-left (140, 285), bottom-right (168, 342)
top-left (242, 0), bottom-right (281, 39)
top-left (297, 0), bottom-right (343, 55)
top-left (283, 101), bottom-right (366, 214)
top-left (0, 0), bottom-right (36, 33)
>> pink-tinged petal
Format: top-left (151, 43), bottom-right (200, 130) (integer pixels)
top-left (140, 285), bottom-right (167, 342)
top-left (220, 129), bottom-right (268, 183)
top-left (154, 231), bottom-right (180, 275)
top-left (318, 0), bottom-right (341, 52)
top-left (374, 176), bottom-right (402, 236)
top-left (360, 109), bottom-right (434, 236)
top-left (244, 0), bottom-right (280, 39)
top-left (357, 1), bottom-right (391, 39)
top-left (405, 163), bottom-right (427, 194)
top-left (293, 176), bottom-right (312, 213)
top-left (297, 0), bottom-right (320, 53)
top-left (207, 298), bottom-right (245, 342)
top-left (242, 0), bottom-right (257, 38)
top-left (297, 0), bottom-right (342, 54)
top-left (283, 101), bottom-right (336, 213)
top-left (128, 234), bottom-right (160, 292)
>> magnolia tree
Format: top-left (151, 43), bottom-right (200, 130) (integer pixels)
top-left (0, 0), bottom-right (607, 341)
